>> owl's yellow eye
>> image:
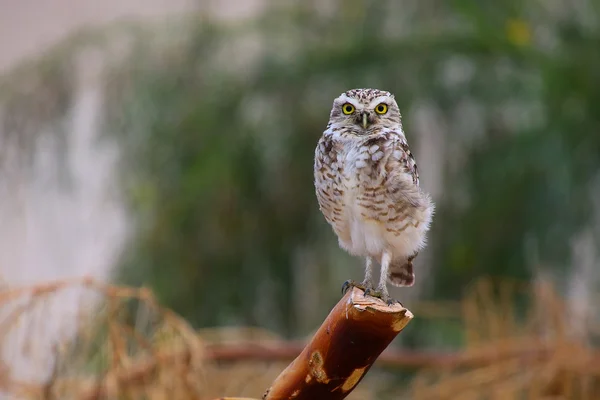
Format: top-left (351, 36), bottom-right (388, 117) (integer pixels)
top-left (375, 103), bottom-right (388, 114)
top-left (342, 103), bottom-right (355, 115)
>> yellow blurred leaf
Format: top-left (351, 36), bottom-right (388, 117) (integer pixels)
top-left (506, 19), bottom-right (531, 47)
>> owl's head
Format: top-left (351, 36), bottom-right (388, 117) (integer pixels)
top-left (328, 88), bottom-right (402, 134)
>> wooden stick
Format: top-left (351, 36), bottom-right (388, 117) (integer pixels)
top-left (262, 287), bottom-right (413, 400)
top-left (204, 340), bottom-right (554, 369)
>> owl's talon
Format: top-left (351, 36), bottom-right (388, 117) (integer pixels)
top-left (366, 286), bottom-right (402, 307)
top-left (341, 280), bottom-right (366, 295)
top-left (363, 287), bottom-right (379, 298)
top-left (379, 293), bottom-right (395, 306)
top-left (341, 281), bottom-right (349, 294)
top-left (386, 297), bottom-right (403, 307)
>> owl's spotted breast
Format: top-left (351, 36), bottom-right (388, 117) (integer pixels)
top-left (315, 129), bottom-right (432, 259)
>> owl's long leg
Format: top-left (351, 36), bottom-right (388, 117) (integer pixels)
top-left (376, 251), bottom-right (393, 304)
top-left (362, 251), bottom-right (398, 305)
top-left (341, 257), bottom-right (374, 295)
top-left (361, 256), bottom-right (374, 289)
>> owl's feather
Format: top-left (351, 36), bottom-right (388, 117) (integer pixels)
top-left (388, 256), bottom-right (416, 287)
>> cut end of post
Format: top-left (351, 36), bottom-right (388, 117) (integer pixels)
top-left (347, 287), bottom-right (413, 314)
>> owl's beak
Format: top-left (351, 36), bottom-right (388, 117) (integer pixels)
top-left (362, 113), bottom-right (368, 129)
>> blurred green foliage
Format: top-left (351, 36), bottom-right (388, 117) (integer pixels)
top-left (102, 1), bottom-right (600, 341)
top-left (3, 1), bottom-right (598, 346)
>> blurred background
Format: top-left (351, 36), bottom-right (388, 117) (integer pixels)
top-left (1, 0), bottom-right (599, 399)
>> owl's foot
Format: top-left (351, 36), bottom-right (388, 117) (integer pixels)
top-left (342, 278), bottom-right (378, 295)
top-left (341, 279), bottom-right (367, 295)
top-left (364, 286), bottom-right (402, 307)
top-left (342, 280), bottom-right (400, 306)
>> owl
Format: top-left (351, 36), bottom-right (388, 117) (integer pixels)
top-left (314, 88), bottom-right (434, 305)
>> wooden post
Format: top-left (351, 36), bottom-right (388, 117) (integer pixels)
top-left (262, 287), bottom-right (413, 399)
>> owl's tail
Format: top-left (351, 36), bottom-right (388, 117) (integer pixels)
top-left (387, 256), bottom-right (416, 287)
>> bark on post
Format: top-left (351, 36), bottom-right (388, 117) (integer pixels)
top-left (262, 287), bottom-right (413, 400)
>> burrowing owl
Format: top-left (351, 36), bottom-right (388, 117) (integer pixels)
top-left (314, 88), bottom-right (434, 305)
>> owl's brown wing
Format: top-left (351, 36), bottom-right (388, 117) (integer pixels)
top-left (314, 135), bottom-right (343, 227)
top-left (383, 134), bottom-right (424, 208)
top-left (397, 136), bottom-right (419, 186)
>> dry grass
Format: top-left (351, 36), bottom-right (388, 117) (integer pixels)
top-left (0, 278), bottom-right (206, 399)
top-left (412, 277), bottom-right (600, 399)
top-left (0, 276), bottom-right (598, 399)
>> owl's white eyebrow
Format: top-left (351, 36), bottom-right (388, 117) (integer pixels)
top-left (336, 95), bottom-right (360, 107)
top-left (368, 97), bottom-right (392, 107)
